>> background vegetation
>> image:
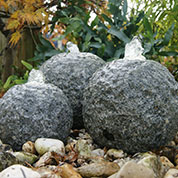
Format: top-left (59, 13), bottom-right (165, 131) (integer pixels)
top-left (0, 0), bottom-right (178, 96)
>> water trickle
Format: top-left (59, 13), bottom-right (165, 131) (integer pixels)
top-left (124, 36), bottom-right (146, 61)
top-left (66, 42), bottom-right (80, 53)
top-left (28, 69), bottom-right (45, 83)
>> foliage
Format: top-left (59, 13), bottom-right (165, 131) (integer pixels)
top-left (0, 0), bottom-right (53, 46)
top-left (160, 57), bottom-right (178, 81)
top-left (52, 0), bottom-right (144, 61)
top-left (28, 34), bottom-right (61, 66)
top-left (50, 0), bottom-right (177, 62)
top-left (141, 17), bottom-right (178, 60)
top-left (0, 61), bottom-right (33, 98)
top-left (50, 0), bottom-right (107, 32)
top-left (131, 0), bottom-right (178, 56)
top-left (29, 0), bottom-right (107, 63)
top-left (130, 0), bottom-right (178, 79)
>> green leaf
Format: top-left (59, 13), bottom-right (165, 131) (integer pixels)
top-left (94, 37), bottom-right (102, 43)
top-left (163, 23), bottom-right (175, 46)
top-left (143, 17), bottom-right (153, 36)
top-left (85, 33), bottom-right (92, 42)
top-left (105, 41), bottom-right (115, 57)
top-left (70, 20), bottom-right (82, 30)
top-left (123, 0), bottom-right (128, 17)
top-left (82, 41), bottom-right (90, 51)
top-left (39, 35), bottom-right (54, 49)
top-left (44, 50), bottom-right (60, 57)
top-left (3, 75), bottom-right (17, 89)
top-left (91, 16), bottom-right (99, 28)
top-left (108, 27), bottom-right (130, 43)
top-left (136, 11), bottom-right (144, 23)
top-left (159, 51), bottom-right (178, 56)
top-left (14, 79), bottom-right (27, 85)
top-left (158, 11), bottom-right (167, 21)
top-left (36, 44), bottom-right (47, 53)
top-left (90, 42), bottom-right (102, 49)
top-left (97, 44), bottom-right (105, 57)
top-left (21, 60), bottom-right (33, 70)
top-left (114, 48), bottom-right (125, 58)
top-left (101, 14), bottom-right (113, 25)
top-left (143, 43), bottom-right (152, 54)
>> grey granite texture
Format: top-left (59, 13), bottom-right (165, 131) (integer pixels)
top-left (40, 52), bottom-right (105, 128)
top-left (83, 59), bottom-right (178, 153)
top-left (0, 152), bottom-right (19, 171)
top-left (0, 82), bottom-right (73, 150)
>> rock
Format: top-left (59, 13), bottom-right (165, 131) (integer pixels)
top-left (160, 156), bottom-right (174, 169)
top-left (0, 81), bottom-right (73, 150)
top-left (174, 132), bottom-right (178, 144)
top-left (66, 42), bottom-right (80, 53)
top-left (35, 138), bottom-right (65, 155)
top-left (28, 69), bottom-right (45, 83)
top-left (0, 164), bottom-right (41, 178)
top-left (158, 146), bottom-right (176, 163)
top-left (164, 169), bottom-right (178, 178)
top-left (40, 52), bottom-right (105, 128)
top-left (34, 152), bottom-right (57, 167)
top-left (168, 141), bottom-right (176, 146)
top-left (112, 161), bottom-right (154, 178)
top-left (76, 139), bottom-right (92, 159)
top-left (114, 157), bottom-right (132, 169)
top-left (83, 59), bottom-right (178, 153)
top-left (91, 149), bottom-right (105, 157)
top-left (35, 165), bottom-right (62, 178)
top-left (77, 160), bottom-right (120, 177)
top-left (60, 164), bottom-right (82, 178)
top-left (22, 141), bottom-right (36, 154)
top-left (160, 156), bottom-right (174, 176)
top-left (0, 143), bottom-right (13, 152)
top-left (0, 152), bottom-right (19, 171)
top-left (106, 149), bottom-right (126, 160)
top-left (137, 152), bottom-right (162, 178)
top-left (65, 139), bottom-right (77, 153)
top-left (12, 151), bottom-right (38, 164)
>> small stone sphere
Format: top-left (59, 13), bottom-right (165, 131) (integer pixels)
top-left (0, 82), bottom-right (73, 150)
top-left (40, 52), bottom-right (105, 128)
top-left (83, 59), bottom-right (178, 153)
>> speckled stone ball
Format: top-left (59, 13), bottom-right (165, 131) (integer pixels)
top-left (83, 59), bottom-right (178, 153)
top-left (40, 52), bottom-right (105, 128)
top-left (0, 82), bottom-right (73, 150)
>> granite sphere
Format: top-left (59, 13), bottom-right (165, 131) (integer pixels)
top-left (0, 82), bottom-right (73, 150)
top-left (83, 59), bottom-right (178, 153)
top-left (40, 52), bottom-right (105, 128)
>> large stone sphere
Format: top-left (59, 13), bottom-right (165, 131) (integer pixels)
top-left (83, 59), bottom-right (178, 153)
top-left (40, 52), bottom-right (105, 128)
top-left (0, 82), bottom-right (73, 150)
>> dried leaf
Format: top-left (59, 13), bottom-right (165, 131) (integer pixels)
top-left (9, 31), bottom-right (21, 46)
top-left (11, 10), bottom-right (21, 19)
top-left (6, 19), bottom-right (20, 30)
top-left (63, 151), bottom-right (78, 164)
top-left (0, 0), bottom-right (8, 10)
